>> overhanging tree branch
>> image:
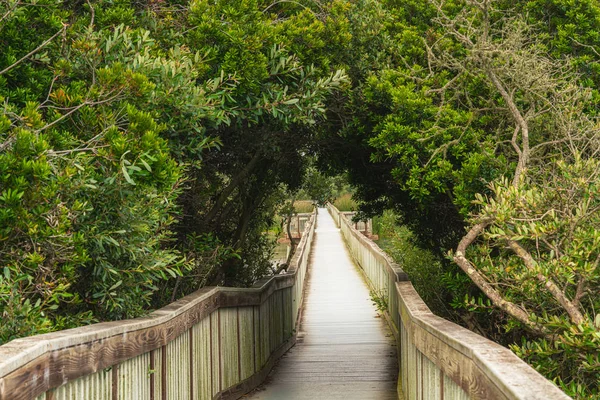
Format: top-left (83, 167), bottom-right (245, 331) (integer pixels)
top-left (453, 219), bottom-right (546, 334)
top-left (507, 240), bottom-right (586, 325)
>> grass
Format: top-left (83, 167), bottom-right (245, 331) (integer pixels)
top-left (294, 200), bottom-right (314, 213)
top-left (333, 193), bottom-right (358, 211)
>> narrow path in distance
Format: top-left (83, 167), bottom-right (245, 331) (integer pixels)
top-left (247, 208), bottom-right (398, 400)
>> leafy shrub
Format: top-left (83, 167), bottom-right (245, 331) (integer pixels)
top-left (0, 0), bottom-right (350, 343)
top-left (374, 211), bottom-right (454, 319)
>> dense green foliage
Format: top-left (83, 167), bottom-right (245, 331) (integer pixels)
top-left (0, 0), bottom-right (348, 343)
top-left (296, 166), bottom-right (349, 205)
top-left (373, 211), bottom-right (453, 319)
top-left (2, 0), bottom-right (599, 397)
top-left (316, 0), bottom-right (600, 396)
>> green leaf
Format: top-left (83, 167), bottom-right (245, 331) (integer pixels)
top-left (166, 268), bottom-right (177, 278)
top-left (122, 165), bottom-right (136, 185)
top-left (140, 159), bottom-right (152, 172)
top-left (109, 280), bottom-right (123, 291)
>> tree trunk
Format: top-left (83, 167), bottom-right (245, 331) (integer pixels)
top-left (285, 207), bottom-right (297, 268)
top-left (203, 151), bottom-right (261, 225)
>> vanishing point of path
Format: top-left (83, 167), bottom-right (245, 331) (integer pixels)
top-left (248, 208), bottom-right (398, 400)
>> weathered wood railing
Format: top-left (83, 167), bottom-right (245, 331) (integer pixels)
top-left (329, 210), bottom-right (372, 236)
top-left (339, 211), bottom-right (372, 236)
top-left (328, 204), bottom-right (570, 400)
top-left (0, 210), bottom-right (316, 400)
top-left (286, 212), bottom-right (313, 239)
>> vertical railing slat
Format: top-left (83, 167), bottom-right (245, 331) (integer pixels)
top-left (219, 308), bottom-right (240, 389)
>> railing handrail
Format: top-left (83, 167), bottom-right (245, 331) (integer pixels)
top-left (396, 282), bottom-right (569, 400)
top-left (0, 209), bottom-right (317, 399)
top-left (328, 205), bottom-right (407, 282)
top-left (327, 203), bottom-right (570, 400)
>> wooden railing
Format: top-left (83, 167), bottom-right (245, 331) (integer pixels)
top-left (286, 212), bottom-right (313, 239)
top-left (328, 209), bottom-right (373, 236)
top-left (0, 210), bottom-right (317, 400)
top-left (328, 204), bottom-right (570, 400)
top-left (337, 211), bottom-right (373, 236)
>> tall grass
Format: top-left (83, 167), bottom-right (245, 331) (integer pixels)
top-left (333, 193), bottom-right (357, 211)
top-left (294, 200), bottom-right (315, 213)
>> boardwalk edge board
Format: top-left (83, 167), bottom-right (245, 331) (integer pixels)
top-left (0, 210), bottom-right (317, 400)
top-left (327, 203), bottom-right (571, 400)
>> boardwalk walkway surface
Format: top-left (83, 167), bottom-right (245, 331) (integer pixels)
top-left (248, 208), bottom-right (398, 400)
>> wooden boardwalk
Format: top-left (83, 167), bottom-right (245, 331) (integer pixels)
top-left (248, 208), bottom-right (398, 399)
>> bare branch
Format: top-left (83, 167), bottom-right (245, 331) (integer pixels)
top-left (573, 278), bottom-right (586, 309)
top-left (47, 145), bottom-right (110, 156)
top-left (0, 0), bottom-right (20, 25)
top-left (453, 220), bottom-right (546, 334)
top-left (486, 70), bottom-right (529, 186)
top-left (571, 37), bottom-right (600, 58)
top-left (86, 0), bottom-right (95, 30)
top-left (507, 240), bottom-right (586, 325)
top-left (36, 91), bottom-right (125, 133)
top-left (0, 24), bottom-right (67, 76)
